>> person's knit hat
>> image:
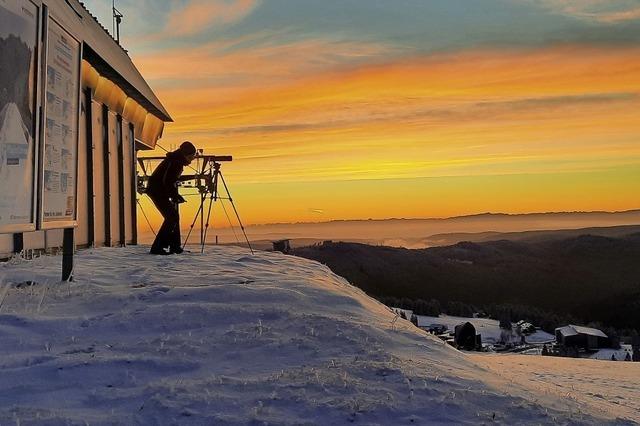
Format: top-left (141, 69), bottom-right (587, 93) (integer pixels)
top-left (180, 141), bottom-right (197, 156)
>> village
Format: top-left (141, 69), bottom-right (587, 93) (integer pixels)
top-left (392, 308), bottom-right (640, 362)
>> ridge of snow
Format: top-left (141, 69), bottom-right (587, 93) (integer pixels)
top-left (0, 246), bottom-right (629, 424)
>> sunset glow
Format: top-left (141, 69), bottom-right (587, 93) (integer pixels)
top-left (83, 0), bottom-right (640, 225)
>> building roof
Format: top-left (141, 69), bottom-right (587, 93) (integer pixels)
top-left (556, 325), bottom-right (608, 339)
top-left (48, 0), bottom-right (172, 122)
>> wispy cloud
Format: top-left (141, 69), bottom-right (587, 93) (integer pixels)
top-left (531, 0), bottom-right (640, 23)
top-left (598, 7), bottom-right (640, 23)
top-left (166, 0), bottom-right (260, 37)
top-left (148, 45), bottom-right (640, 132)
top-left (132, 44), bottom-right (640, 191)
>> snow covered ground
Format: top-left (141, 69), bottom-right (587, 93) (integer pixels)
top-left (471, 354), bottom-right (640, 424)
top-left (0, 246), bottom-right (635, 425)
top-left (589, 346), bottom-right (634, 362)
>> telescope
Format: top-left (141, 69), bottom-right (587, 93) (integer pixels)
top-left (137, 154), bottom-right (232, 195)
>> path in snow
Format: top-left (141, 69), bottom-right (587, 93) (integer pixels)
top-left (0, 246), bottom-right (634, 425)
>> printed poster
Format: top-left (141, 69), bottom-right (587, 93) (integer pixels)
top-left (42, 19), bottom-right (79, 223)
top-left (0, 0), bottom-right (38, 229)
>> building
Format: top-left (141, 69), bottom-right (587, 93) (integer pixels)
top-left (555, 325), bottom-right (609, 351)
top-left (0, 0), bottom-right (171, 258)
top-left (425, 324), bottom-right (448, 335)
top-left (454, 322), bottom-right (481, 351)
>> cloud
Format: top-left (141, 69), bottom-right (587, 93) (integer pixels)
top-left (146, 44), bottom-right (640, 133)
top-left (159, 0), bottom-right (260, 38)
top-left (134, 36), bottom-right (390, 83)
top-left (531, 0), bottom-right (640, 23)
top-left (598, 8), bottom-right (640, 23)
top-left (139, 44), bottom-right (640, 188)
top-left (159, 92), bottom-right (638, 140)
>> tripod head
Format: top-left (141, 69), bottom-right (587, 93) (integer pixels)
top-left (180, 155), bottom-right (232, 195)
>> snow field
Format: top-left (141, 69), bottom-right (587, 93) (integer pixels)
top-left (0, 246), bottom-right (630, 425)
top-left (471, 354), bottom-right (640, 424)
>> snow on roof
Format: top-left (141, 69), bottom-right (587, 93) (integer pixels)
top-left (0, 246), bottom-right (606, 423)
top-left (556, 325), bottom-right (608, 338)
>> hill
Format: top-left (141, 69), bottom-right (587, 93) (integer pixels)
top-left (423, 224), bottom-right (640, 247)
top-left (293, 233), bottom-right (640, 331)
top-left (0, 246), bottom-right (634, 423)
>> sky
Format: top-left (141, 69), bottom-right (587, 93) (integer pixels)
top-left (83, 0), bottom-right (640, 225)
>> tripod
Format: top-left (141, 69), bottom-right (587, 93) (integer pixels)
top-left (181, 159), bottom-right (254, 254)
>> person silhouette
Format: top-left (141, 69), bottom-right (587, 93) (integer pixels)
top-left (146, 141), bottom-right (197, 255)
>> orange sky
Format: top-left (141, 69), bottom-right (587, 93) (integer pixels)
top-left (134, 45), bottom-right (640, 225)
top-left (83, 0), bottom-right (640, 226)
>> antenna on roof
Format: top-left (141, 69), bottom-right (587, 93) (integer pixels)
top-left (112, 0), bottom-right (124, 44)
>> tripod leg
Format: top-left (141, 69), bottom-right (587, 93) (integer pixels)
top-left (201, 192), bottom-right (216, 254)
top-left (200, 193), bottom-right (205, 246)
top-left (219, 198), bottom-right (240, 243)
top-left (183, 196), bottom-right (204, 250)
top-left (137, 198), bottom-right (157, 236)
top-left (218, 171), bottom-right (254, 254)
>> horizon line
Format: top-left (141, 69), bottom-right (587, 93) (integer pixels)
top-left (183, 207), bottom-right (640, 229)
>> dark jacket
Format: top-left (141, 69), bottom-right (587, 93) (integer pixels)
top-left (147, 150), bottom-right (189, 199)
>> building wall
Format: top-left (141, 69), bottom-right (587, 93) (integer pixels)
top-left (0, 87), bottom-right (139, 258)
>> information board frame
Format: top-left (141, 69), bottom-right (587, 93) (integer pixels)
top-left (0, 0), bottom-right (43, 234)
top-left (38, 13), bottom-right (82, 230)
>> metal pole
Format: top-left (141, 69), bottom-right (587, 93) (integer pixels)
top-left (62, 228), bottom-right (74, 281)
top-left (13, 233), bottom-right (24, 255)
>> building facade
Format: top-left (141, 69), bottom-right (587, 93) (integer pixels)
top-left (0, 0), bottom-right (170, 257)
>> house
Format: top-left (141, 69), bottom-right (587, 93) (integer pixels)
top-left (555, 325), bottom-right (609, 351)
top-left (272, 239), bottom-right (291, 254)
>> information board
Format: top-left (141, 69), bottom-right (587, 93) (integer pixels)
top-left (41, 18), bottom-right (80, 227)
top-left (0, 0), bottom-right (39, 232)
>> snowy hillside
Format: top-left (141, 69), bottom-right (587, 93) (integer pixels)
top-left (0, 247), bottom-right (635, 424)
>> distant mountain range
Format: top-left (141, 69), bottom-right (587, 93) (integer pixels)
top-left (293, 228), bottom-right (640, 331)
top-left (226, 209), bottom-right (640, 250)
top-left (424, 224), bottom-right (640, 247)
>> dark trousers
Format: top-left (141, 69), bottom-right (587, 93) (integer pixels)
top-left (149, 194), bottom-right (181, 251)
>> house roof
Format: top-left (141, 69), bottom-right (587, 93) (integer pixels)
top-left (556, 325), bottom-right (608, 339)
top-left (48, 0), bottom-right (172, 122)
